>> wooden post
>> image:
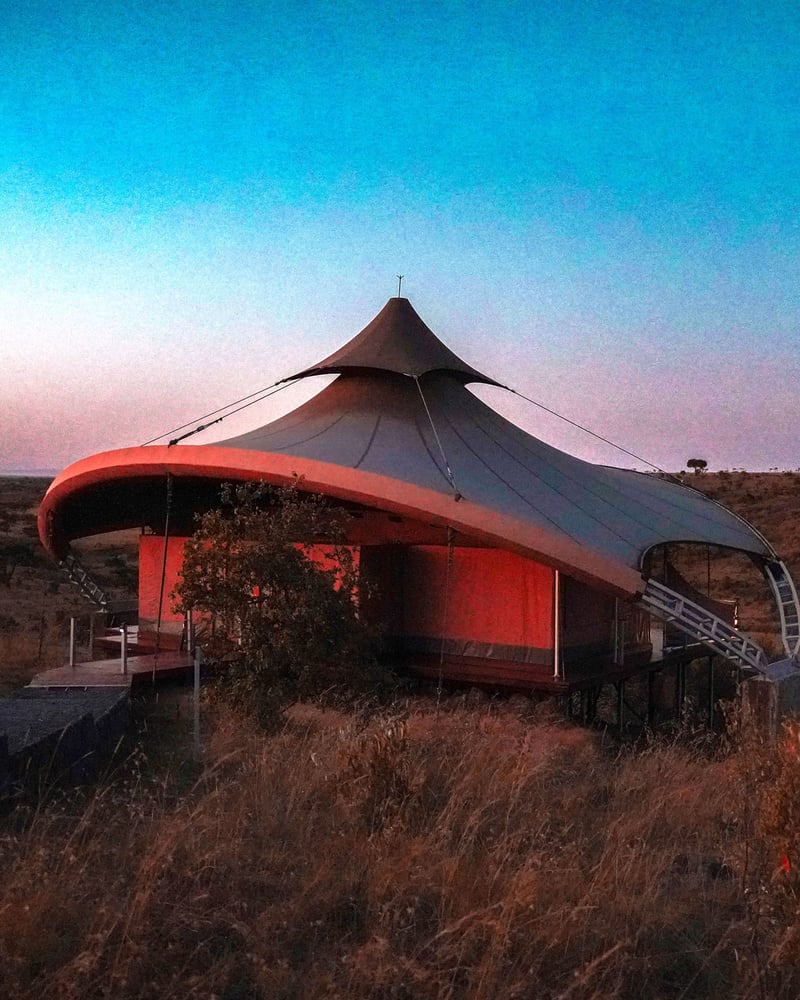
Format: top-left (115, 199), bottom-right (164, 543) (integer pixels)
top-left (674, 662), bottom-right (687, 722)
top-left (707, 656), bottom-right (715, 728)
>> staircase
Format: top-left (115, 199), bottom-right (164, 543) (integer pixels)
top-left (641, 578), bottom-right (768, 674)
top-left (58, 550), bottom-right (110, 609)
top-left (763, 560), bottom-right (800, 658)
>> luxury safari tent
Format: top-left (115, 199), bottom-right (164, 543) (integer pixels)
top-left (38, 297), bottom-right (800, 709)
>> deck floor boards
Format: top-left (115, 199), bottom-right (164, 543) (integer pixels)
top-left (28, 652), bottom-right (193, 689)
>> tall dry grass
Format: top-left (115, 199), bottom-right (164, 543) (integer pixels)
top-left (1, 699), bottom-right (799, 999)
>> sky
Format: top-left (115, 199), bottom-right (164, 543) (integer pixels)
top-left (2, 0), bottom-right (799, 473)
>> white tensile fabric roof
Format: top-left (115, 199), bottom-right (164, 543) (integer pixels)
top-left (38, 297), bottom-right (775, 598)
top-left (218, 298), bottom-right (774, 574)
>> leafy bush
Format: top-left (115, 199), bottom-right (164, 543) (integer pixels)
top-left (173, 483), bottom-right (387, 722)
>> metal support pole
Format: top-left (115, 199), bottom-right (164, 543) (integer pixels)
top-left (121, 624), bottom-right (128, 675)
top-left (187, 609), bottom-right (195, 655)
top-left (69, 617), bottom-right (76, 669)
top-left (193, 646), bottom-right (201, 759)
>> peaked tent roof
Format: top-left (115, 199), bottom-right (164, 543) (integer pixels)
top-left (38, 296), bottom-right (776, 598)
top-left (290, 296), bottom-right (501, 386)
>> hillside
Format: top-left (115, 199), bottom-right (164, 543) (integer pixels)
top-left (667, 472), bottom-right (800, 653)
top-left (1, 473), bottom-right (800, 997)
top-left (0, 477), bottom-right (137, 693)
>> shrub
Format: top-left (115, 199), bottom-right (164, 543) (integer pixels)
top-left (173, 482), bottom-right (387, 723)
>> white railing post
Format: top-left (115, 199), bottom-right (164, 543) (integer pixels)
top-left (69, 616), bottom-right (76, 669)
top-left (121, 623), bottom-right (128, 675)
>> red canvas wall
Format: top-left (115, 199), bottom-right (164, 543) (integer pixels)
top-left (139, 535), bottom-right (188, 630)
top-left (398, 546), bottom-right (555, 663)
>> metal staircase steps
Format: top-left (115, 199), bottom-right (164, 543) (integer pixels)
top-left (58, 551), bottom-right (110, 609)
top-left (641, 578), bottom-right (768, 674)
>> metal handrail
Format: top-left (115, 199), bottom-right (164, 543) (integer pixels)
top-left (763, 560), bottom-right (800, 658)
top-left (641, 578), bottom-right (768, 674)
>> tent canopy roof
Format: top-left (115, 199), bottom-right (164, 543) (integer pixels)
top-left (216, 369), bottom-right (774, 572)
top-left (39, 296), bottom-right (776, 598)
top-left (290, 297), bottom-right (501, 386)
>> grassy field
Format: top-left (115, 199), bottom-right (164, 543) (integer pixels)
top-left (1, 472), bottom-right (800, 998)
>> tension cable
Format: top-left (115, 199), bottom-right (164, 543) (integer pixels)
top-left (415, 377), bottom-right (462, 500)
top-left (141, 377), bottom-right (297, 447)
top-left (506, 386), bottom-right (680, 482)
top-left (436, 525), bottom-right (455, 720)
top-left (153, 472), bottom-right (173, 683)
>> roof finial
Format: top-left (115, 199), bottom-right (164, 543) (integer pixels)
top-left (396, 274), bottom-right (404, 297)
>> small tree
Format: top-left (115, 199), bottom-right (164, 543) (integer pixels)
top-left (687, 458), bottom-right (708, 475)
top-left (173, 482), bottom-right (384, 723)
top-left (0, 541), bottom-right (37, 587)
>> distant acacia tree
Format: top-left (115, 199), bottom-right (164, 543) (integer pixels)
top-left (687, 458), bottom-right (708, 475)
top-left (0, 541), bottom-right (37, 587)
top-left (173, 482), bottom-right (385, 723)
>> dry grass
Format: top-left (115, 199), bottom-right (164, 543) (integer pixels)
top-left (1, 699), bottom-right (798, 999)
top-left (2, 474), bottom-right (800, 996)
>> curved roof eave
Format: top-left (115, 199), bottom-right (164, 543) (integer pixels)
top-left (38, 444), bottom-right (645, 598)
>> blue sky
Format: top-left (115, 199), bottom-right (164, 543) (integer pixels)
top-left (2, 0), bottom-right (798, 471)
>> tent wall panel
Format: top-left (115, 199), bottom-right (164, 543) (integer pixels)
top-left (359, 545), bottom-right (405, 637)
top-left (139, 535), bottom-right (187, 634)
top-left (399, 546), bottom-right (555, 666)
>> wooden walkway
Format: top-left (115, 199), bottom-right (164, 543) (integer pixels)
top-left (29, 651), bottom-right (194, 689)
top-left (0, 649), bottom-right (196, 799)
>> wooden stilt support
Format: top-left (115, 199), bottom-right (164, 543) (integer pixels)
top-left (707, 656), bottom-right (715, 729)
top-left (587, 686), bottom-right (599, 723)
top-left (673, 662), bottom-right (686, 722)
top-left (683, 662), bottom-right (688, 718)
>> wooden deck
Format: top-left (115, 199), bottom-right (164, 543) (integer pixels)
top-left (29, 651), bottom-right (194, 689)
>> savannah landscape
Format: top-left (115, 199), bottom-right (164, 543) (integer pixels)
top-left (1, 472), bottom-right (800, 998)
